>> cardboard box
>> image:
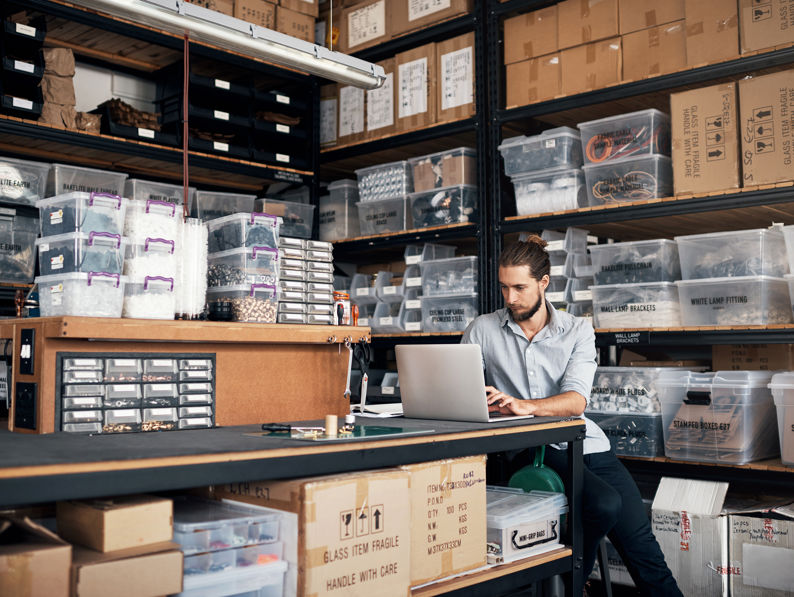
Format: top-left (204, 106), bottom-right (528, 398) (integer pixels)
top-left (738, 70), bottom-right (794, 186)
top-left (436, 33), bottom-right (475, 123)
top-left (276, 6), bottom-right (315, 42)
top-left (399, 456), bottom-right (487, 586)
top-left (670, 82), bottom-right (740, 195)
top-left (622, 20), bottom-right (686, 81)
top-left (396, 43), bottom-right (437, 132)
top-left (560, 38), bottom-right (621, 96)
top-left (341, 0), bottom-right (390, 53)
top-left (280, 0), bottom-right (319, 18)
top-left (185, 0), bottom-right (235, 15)
top-left (506, 53), bottom-right (561, 108)
top-left (618, 0), bottom-right (684, 34)
top-left (0, 517), bottom-right (71, 597)
top-left (503, 6), bottom-right (557, 65)
top-left (391, 0), bottom-right (472, 38)
top-left (557, 0), bottom-right (619, 50)
top-left (56, 496), bottom-right (173, 553)
top-left (729, 505), bottom-right (794, 596)
top-left (316, 2), bottom-right (342, 47)
top-left (338, 83), bottom-right (366, 144)
top-left (740, 0), bottom-right (794, 54)
top-left (235, 0), bottom-right (276, 27)
top-left (320, 84), bottom-right (338, 147)
top-left (365, 58), bottom-right (395, 139)
top-left (712, 344), bottom-right (794, 371)
top-left (214, 469), bottom-right (412, 597)
top-left (684, 0), bottom-right (739, 67)
top-left (71, 542), bottom-right (183, 597)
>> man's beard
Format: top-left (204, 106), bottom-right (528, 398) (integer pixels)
top-left (509, 294), bottom-right (543, 322)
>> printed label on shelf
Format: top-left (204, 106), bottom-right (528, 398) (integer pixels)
top-left (339, 85), bottom-right (365, 137)
top-left (409, 0), bottom-right (451, 20)
top-left (406, 277), bottom-right (421, 287)
top-left (441, 46), bottom-right (473, 111)
top-left (276, 124), bottom-right (290, 134)
top-left (398, 57), bottom-right (428, 118)
top-left (213, 110), bottom-right (230, 121)
top-left (367, 72), bottom-right (394, 131)
top-left (405, 255), bottom-right (421, 265)
top-left (214, 79), bottom-right (230, 90)
top-left (356, 288), bottom-right (371, 297)
top-left (213, 141), bottom-right (229, 152)
top-left (11, 97), bottom-right (33, 110)
top-left (276, 153), bottom-right (290, 163)
top-left (546, 240), bottom-right (565, 252)
top-left (574, 290), bottom-right (592, 302)
top-left (348, 0), bottom-right (385, 47)
top-left (151, 359), bottom-right (173, 367)
top-left (137, 128), bottom-right (155, 139)
top-left (14, 60), bottom-right (34, 73)
top-left (379, 316), bottom-right (394, 326)
top-left (406, 321), bottom-right (421, 331)
top-left (15, 23), bottom-right (36, 37)
top-left (405, 299), bottom-right (421, 309)
top-left (320, 97), bottom-right (338, 145)
top-left (276, 94), bottom-right (290, 104)
top-left (383, 286), bottom-right (398, 295)
top-left (382, 386), bottom-right (395, 395)
top-left (358, 317), bottom-right (370, 326)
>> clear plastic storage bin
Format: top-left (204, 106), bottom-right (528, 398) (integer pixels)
top-left (498, 127), bottom-right (583, 176)
top-left (420, 292), bottom-right (478, 332)
top-left (123, 275), bottom-right (176, 320)
top-left (408, 184), bottom-right (478, 228)
top-left (48, 163), bottom-right (128, 196)
top-left (371, 301), bottom-right (403, 333)
top-left (408, 147), bottom-right (477, 191)
top-left (0, 156), bottom-right (50, 206)
top-left (36, 272), bottom-right (126, 317)
top-left (124, 178), bottom-right (194, 206)
top-left (37, 192), bottom-right (127, 236)
top-left (206, 212), bottom-right (280, 253)
top-left (319, 180), bottom-right (360, 241)
top-left (192, 190), bottom-right (256, 221)
top-left (254, 198), bottom-right (314, 239)
top-left (675, 227), bottom-right (788, 280)
top-left (589, 239), bottom-right (680, 285)
top-left (512, 168), bottom-right (586, 216)
top-left (355, 196), bottom-right (407, 235)
top-left (657, 370), bottom-right (779, 464)
top-left (123, 198), bottom-right (181, 242)
top-left (36, 232), bottom-right (126, 276)
top-left (676, 275), bottom-right (792, 326)
top-left (0, 207), bottom-right (38, 282)
top-left (577, 109), bottom-right (671, 163)
top-left (542, 227), bottom-right (589, 254)
top-left (404, 243), bottom-right (456, 265)
top-left (421, 256), bottom-right (477, 297)
top-left (591, 282), bottom-right (681, 329)
top-left (176, 559), bottom-right (288, 597)
top-left (207, 246), bottom-right (279, 287)
top-left (768, 372), bottom-right (794, 466)
top-left (355, 160), bottom-right (412, 202)
top-left (375, 271), bottom-right (405, 303)
top-left (583, 155), bottom-right (673, 205)
top-left (589, 366), bottom-right (702, 413)
top-left (124, 237), bottom-right (177, 279)
top-left (587, 412), bottom-right (665, 457)
top-left (206, 284), bottom-right (278, 323)
top-left (350, 273), bottom-right (378, 304)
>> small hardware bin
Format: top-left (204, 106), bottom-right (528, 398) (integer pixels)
top-left (124, 178), bottom-right (194, 206)
top-left (0, 207), bottom-right (38, 282)
top-left (589, 239), bottom-right (680, 285)
top-left (675, 227), bottom-right (788, 280)
top-left (657, 370), bottom-right (780, 464)
top-left (207, 246), bottom-right (279, 287)
top-left (191, 190), bottom-right (256, 221)
top-left (543, 227), bottom-right (589, 254)
top-left (421, 255), bottom-right (478, 296)
top-left (124, 237), bottom-right (177, 279)
top-left (583, 155), bottom-right (673, 205)
top-left (355, 159), bottom-right (412, 202)
top-left (676, 276), bottom-right (792, 326)
top-left (578, 109), bottom-right (671, 164)
top-left (37, 191), bottom-right (127, 236)
top-left (498, 127), bottom-right (583, 176)
top-left (0, 155), bottom-right (50, 206)
top-left (123, 275), bottom-right (176, 320)
top-left (512, 167), bottom-right (587, 215)
top-left (586, 411), bottom-right (665, 457)
top-left (356, 196), bottom-right (408, 235)
top-left (206, 212), bottom-right (280, 253)
top-left (408, 184), bottom-right (478, 228)
top-left (123, 198), bottom-right (181, 241)
top-left (591, 282), bottom-right (681, 328)
top-left (319, 179), bottom-right (359, 241)
top-left (48, 162), bottom-right (128, 196)
top-left (768, 372), bottom-right (794, 466)
top-left (408, 147), bottom-right (477, 191)
top-left (350, 273), bottom-right (378, 304)
top-left (206, 283), bottom-right (278, 323)
top-left (420, 292), bottom-right (479, 333)
top-left (36, 272), bottom-right (127, 317)
top-left (254, 198), bottom-right (315, 239)
top-left (404, 243), bottom-right (456, 265)
top-left (36, 231), bottom-right (127, 276)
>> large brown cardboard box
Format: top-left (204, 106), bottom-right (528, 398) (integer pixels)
top-left (391, 0), bottom-right (472, 37)
top-left (503, 6), bottom-right (557, 65)
top-left (365, 58), bottom-right (396, 139)
top-left (506, 53), bottom-right (561, 108)
top-left (740, 0), bottom-right (794, 54)
top-left (729, 507), bottom-right (794, 596)
top-left (684, 0), bottom-right (739, 67)
top-left (436, 33), bottom-right (475, 124)
top-left (320, 84), bottom-right (339, 147)
top-left (738, 70), bottom-right (794, 186)
top-left (622, 20), bottom-right (686, 81)
top-left (185, 0), bottom-right (234, 15)
top-left (276, 5), bottom-right (315, 41)
top-left (0, 517), bottom-right (71, 597)
top-left (399, 456), bottom-right (487, 586)
top-left (316, 2), bottom-right (341, 47)
top-left (280, 0), bottom-right (319, 18)
top-left (560, 38), bottom-right (621, 96)
top-left (712, 344), bottom-right (794, 371)
top-left (670, 83), bottom-right (740, 195)
top-left (71, 542), bottom-right (183, 597)
top-left (412, 147), bottom-right (477, 191)
top-left (56, 496), bottom-right (173, 553)
top-left (338, 83), bottom-right (366, 144)
top-left (618, 0), bottom-right (684, 34)
top-left (214, 469), bottom-right (412, 597)
top-left (557, 0), bottom-right (619, 50)
top-left (340, 0), bottom-right (390, 53)
top-left (235, 0), bottom-right (276, 27)
top-left (396, 43), bottom-right (437, 132)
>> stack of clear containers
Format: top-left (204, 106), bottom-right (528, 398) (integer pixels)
top-left (419, 254), bottom-right (478, 333)
top-left (355, 160), bottom-right (412, 235)
top-left (498, 127), bottom-right (586, 216)
top-left (319, 179), bottom-right (360, 241)
top-left (276, 237), bottom-right (335, 325)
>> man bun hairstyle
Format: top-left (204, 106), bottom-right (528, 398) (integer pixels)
top-left (498, 235), bottom-right (551, 281)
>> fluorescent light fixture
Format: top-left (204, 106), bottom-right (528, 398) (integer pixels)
top-left (72, 0), bottom-right (386, 89)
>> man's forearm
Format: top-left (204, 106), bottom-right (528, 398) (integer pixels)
top-left (525, 391), bottom-right (587, 417)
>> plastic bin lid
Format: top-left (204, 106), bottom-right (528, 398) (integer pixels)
top-left (206, 283), bottom-right (277, 296)
top-left (674, 275), bottom-right (787, 286)
top-left (259, 197), bottom-right (316, 210)
top-left (541, 126), bottom-right (580, 138)
top-left (36, 191), bottom-right (123, 208)
top-left (591, 281), bottom-right (677, 290)
top-left (510, 166), bottom-right (584, 181)
top-left (173, 497), bottom-right (280, 532)
top-left (577, 108), bottom-right (669, 129)
top-left (207, 246), bottom-right (279, 259)
top-left (588, 238), bottom-right (676, 251)
top-left (499, 127), bottom-right (580, 151)
top-left (35, 272), bottom-right (128, 284)
top-left (328, 179), bottom-right (358, 190)
top-left (35, 231), bottom-right (127, 246)
top-left (711, 370), bottom-right (775, 388)
top-left (419, 255), bottom-right (477, 268)
top-left (487, 490), bottom-right (568, 525)
top-left (205, 212), bottom-right (279, 227)
top-left (655, 369), bottom-right (715, 389)
top-left (581, 153), bottom-right (671, 169)
top-left (195, 190), bottom-right (257, 199)
top-left (355, 159), bottom-right (409, 176)
top-left (408, 146), bottom-right (477, 161)
top-left (674, 227), bottom-right (781, 242)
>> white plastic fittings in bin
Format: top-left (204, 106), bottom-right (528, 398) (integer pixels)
top-left (125, 236), bottom-right (177, 279)
top-left (583, 155), bottom-right (673, 205)
top-left (577, 109), bottom-right (671, 163)
top-left (123, 275), bottom-right (176, 320)
top-left (675, 227), bottom-right (788, 280)
top-left (512, 167), bottom-right (587, 215)
top-left (589, 366), bottom-right (703, 414)
top-left (657, 370), bottom-right (780, 464)
top-left (420, 292), bottom-right (478, 333)
top-left (124, 178), bottom-right (194, 206)
top-left (0, 155), bottom-right (50, 206)
top-left (356, 196), bottom-right (408, 235)
top-left (498, 127), bottom-right (583, 176)
top-left (420, 256), bottom-right (478, 297)
top-left (768, 372), bottom-right (794, 466)
top-left (37, 192), bottom-right (127, 236)
top-left (589, 239), bottom-right (680, 285)
top-left (124, 198), bottom-right (181, 242)
top-left (591, 282), bottom-right (681, 329)
top-left (675, 276), bottom-right (792, 326)
top-left (36, 272), bottom-right (127, 317)
top-left (47, 163), bottom-right (128, 196)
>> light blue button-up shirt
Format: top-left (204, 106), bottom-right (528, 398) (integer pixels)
top-left (461, 302), bottom-right (610, 455)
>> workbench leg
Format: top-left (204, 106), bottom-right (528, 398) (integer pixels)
top-left (564, 435), bottom-right (584, 597)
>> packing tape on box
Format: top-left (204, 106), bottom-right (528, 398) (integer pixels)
top-left (356, 477), bottom-right (368, 525)
top-left (522, 40), bottom-right (534, 58)
top-left (306, 544), bottom-right (328, 568)
top-left (644, 9), bottom-right (659, 28)
top-left (648, 27), bottom-right (660, 48)
top-left (687, 21), bottom-right (705, 37)
top-left (586, 44), bottom-right (596, 64)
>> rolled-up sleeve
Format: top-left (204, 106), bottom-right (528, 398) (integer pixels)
top-left (558, 319), bottom-right (597, 402)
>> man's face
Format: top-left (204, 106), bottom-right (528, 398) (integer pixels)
top-left (499, 265), bottom-right (549, 322)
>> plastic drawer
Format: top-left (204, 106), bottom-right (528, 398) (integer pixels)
top-left (207, 246), bottom-right (279, 287)
top-left (192, 190), bottom-right (256, 222)
top-left (356, 196), bottom-right (407, 235)
top-left (498, 127), bottom-right (583, 176)
top-left (420, 292), bottom-right (479, 333)
top-left (587, 412), bottom-right (665, 457)
top-left (591, 282), bottom-right (681, 329)
top-left (512, 167), bottom-right (586, 215)
top-left (206, 212), bottom-right (279, 253)
top-left (37, 192), bottom-right (127, 236)
top-left (143, 360), bottom-right (178, 383)
top-left (104, 359), bottom-right (142, 382)
top-left (63, 384), bottom-right (104, 398)
top-left (103, 409), bottom-right (142, 433)
top-left (124, 178), bottom-right (193, 206)
top-left (0, 155), bottom-right (49, 206)
top-left (142, 407), bottom-right (178, 431)
top-left (583, 155), bottom-right (673, 205)
top-left (36, 272), bottom-right (126, 317)
top-left (254, 198), bottom-right (314, 239)
top-left (178, 417), bottom-right (213, 429)
top-left (408, 184), bottom-right (478, 227)
top-left (578, 109), bottom-right (670, 163)
top-left (123, 276), bottom-right (176, 320)
top-left (676, 275), bottom-right (792, 326)
top-left (278, 236), bottom-right (304, 250)
top-left (589, 239), bottom-right (680, 285)
top-left (408, 147), bottom-right (477, 191)
top-left (62, 396), bottom-right (103, 410)
top-left (63, 422), bottom-right (103, 434)
top-left (48, 163), bottom-right (128, 196)
top-left (63, 410), bottom-right (102, 424)
top-left (0, 207), bottom-right (38, 282)
top-left (355, 160), bottom-right (412, 202)
top-left (420, 256), bottom-right (478, 297)
top-left (277, 312), bottom-right (307, 324)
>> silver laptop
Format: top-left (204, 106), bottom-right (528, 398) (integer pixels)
top-left (395, 344), bottom-right (534, 423)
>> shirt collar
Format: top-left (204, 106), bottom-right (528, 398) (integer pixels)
top-left (500, 301), bottom-right (567, 338)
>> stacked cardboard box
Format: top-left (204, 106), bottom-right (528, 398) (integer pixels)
top-left (0, 517), bottom-right (71, 597)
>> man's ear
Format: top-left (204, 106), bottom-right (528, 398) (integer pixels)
top-left (540, 274), bottom-right (550, 290)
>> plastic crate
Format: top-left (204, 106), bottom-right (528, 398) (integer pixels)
top-left (0, 207), bottom-right (37, 282)
top-left (498, 127), bottom-right (583, 176)
top-left (0, 155), bottom-right (49, 206)
top-left (583, 155), bottom-right (673, 205)
top-left (37, 191), bottom-right (127, 236)
top-left (355, 160), bottom-right (412, 202)
top-left (587, 412), bottom-right (665, 457)
top-left (356, 196), bottom-right (407, 235)
top-left (319, 180), bottom-right (360, 241)
top-left (589, 366), bottom-right (703, 413)
top-left (123, 198), bottom-right (181, 242)
top-left (420, 292), bottom-right (479, 333)
top-left (676, 275), bottom-right (792, 326)
top-left (591, 282), bottom-right (681, 329)
top-left (207, 246), bottom-right (279, 287)
top-left (124, 178), bottom-right (193, 206)
top-left (578, 109), bottom-right (671, 163)
top-left (371, 300), bottom-right (403, 333)
top-left (205, 283), bottom-right (277, 323)
top-left (36, 272), bottom-right (127, 317)
top-left (512, 168), bottom-right (586, 216)
top-left (124, 237), bottom-right (178, 280)
top-left (657, 370), bottom-right (779, 464)
top-left (589, 239), bottom-right (680, 285)
top-left (36, 231), bottom-right (127, 276)
top-left (48, 163), bottom-right (128, 196)
top-left (404, 243), bottom-right (456, 265)
top-left (542, 227), bottom-right (590, 254)
top-left (768, 372), bottom-right (794, 466)
top-left (675, 227), bottom-right (788, 280)
top-left (408, 147), bottom-right (477, 191)
top-left (254, 198), bottom-right (315, 239)
top-left (123, 275), bottom-right (176, 320)
top-left (406, 184), bottom-right (476, 228)
top-left (420, 256), bottom-right (477, 297)
top-left (192, 190), bottom-right (256, 221)
top-left (206, 212), bottom-right (280, 253)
